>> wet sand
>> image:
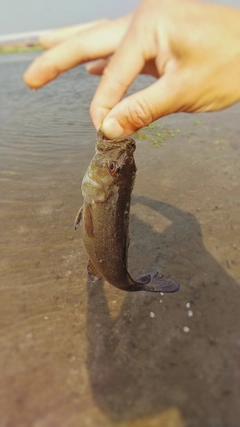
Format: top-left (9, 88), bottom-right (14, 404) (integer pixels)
top-left (0, 54), bottom-right (240, 427)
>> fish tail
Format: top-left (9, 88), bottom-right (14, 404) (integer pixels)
top-left (127, 270), bottom-right (180, 293)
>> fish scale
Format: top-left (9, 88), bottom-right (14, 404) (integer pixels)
top-left (74, 130), bottom-right (180, 293)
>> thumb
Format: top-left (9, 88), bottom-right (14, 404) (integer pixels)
top-left (101, 72), bottom-right (187, 138)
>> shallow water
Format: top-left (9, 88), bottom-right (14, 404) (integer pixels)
top-left (0, 52), bottom-right (240, 427)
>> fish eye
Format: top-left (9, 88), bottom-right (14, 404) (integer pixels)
top-left (109, 161), bottom-right (117, 175)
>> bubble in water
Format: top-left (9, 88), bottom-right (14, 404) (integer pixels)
top-left (188, 310), bottom-right (193, 317)
top-left (183, 326), bottom-right (190, 333)
top-left (150, 312), bottom-right (155, 318)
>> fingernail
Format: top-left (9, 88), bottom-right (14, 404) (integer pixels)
top-left (102, 117), bottom-right (124, 139)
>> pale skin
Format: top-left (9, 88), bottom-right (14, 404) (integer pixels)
top-left (24, 0), bottom-right (240, 139)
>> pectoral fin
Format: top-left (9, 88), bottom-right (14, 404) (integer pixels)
top-left (84, 204), bottom-right (94, 237)
top-left (74, 206), bottom-right (83, 230)
top-left (87, 260), bottom-right (102, 282)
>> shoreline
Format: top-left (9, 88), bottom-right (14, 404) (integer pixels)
top-left (0, 44), bottom-right (43, 54)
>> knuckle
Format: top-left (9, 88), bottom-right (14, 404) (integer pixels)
top-left (102, 65), bottom-right (128, 93)
top-left (124, 98), bottom-right (154, 129)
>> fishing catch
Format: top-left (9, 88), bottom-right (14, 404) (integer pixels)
top-left (74, 130), bottom-right (180, 293)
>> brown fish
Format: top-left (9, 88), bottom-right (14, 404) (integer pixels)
top-left (74, 130), bottom-right (180, 293)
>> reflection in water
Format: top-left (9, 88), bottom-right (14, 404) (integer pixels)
top-left (87, 197), bottom-right (240, 426)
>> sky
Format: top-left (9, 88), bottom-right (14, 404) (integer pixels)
top-left (0, 0), bottom-right (139, 35)
top-left (0, 0), bottom-right (239, 36)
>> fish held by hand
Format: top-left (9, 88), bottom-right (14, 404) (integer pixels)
top-left (75, 130), bottom-right (180, 293)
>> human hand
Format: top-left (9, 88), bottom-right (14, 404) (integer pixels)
top-left (24, 0), bottom-right (240, 138)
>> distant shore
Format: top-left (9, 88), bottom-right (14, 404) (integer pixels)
top-left (0, 44), bottom-right (43, 54)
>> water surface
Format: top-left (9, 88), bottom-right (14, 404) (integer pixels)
top-left (0, 52), bottom-right (240, 427)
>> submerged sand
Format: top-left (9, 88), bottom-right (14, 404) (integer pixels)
top-left (0, 56), bottom-right (239, 426)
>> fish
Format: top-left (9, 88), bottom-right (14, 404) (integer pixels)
top-left (74, 130), bottom-right (180, 293)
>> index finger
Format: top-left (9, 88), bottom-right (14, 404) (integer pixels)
top-left (23, 16), bottom-right (131, 89)
top-left (90, 23), bottom-right (150, 129)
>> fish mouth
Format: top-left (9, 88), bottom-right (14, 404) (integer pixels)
top-left (97, 129), bottom-right (136, 153)
top-left (98, 129), bottom-right (107, 140)
top-left (82, 170), bottom-right (98, 189)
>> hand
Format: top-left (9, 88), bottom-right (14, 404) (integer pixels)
top-left (24, 0), bottom-right (240, 138)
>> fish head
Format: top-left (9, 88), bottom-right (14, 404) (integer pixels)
top-left (95, 131), bottom-right (137, 184)
top-left (82, 131), bottom-right (137, 203)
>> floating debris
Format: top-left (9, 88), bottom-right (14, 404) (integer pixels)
top-left (186, 303), bottom-right (190, 308)
top-left (159, 299), bottom-right (162, 303)
top-left (188, 310), bottom-right (193, 317)
top-left (183, 326), bottom-right (190, 333)
top-left (135, 123), bottom-right (181, 148)
top-left (150, 312), bottom-right (155, 318)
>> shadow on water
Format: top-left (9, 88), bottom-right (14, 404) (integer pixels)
top-left (85, 196), bottom-right (239, 427)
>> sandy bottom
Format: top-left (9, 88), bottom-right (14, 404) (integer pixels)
top-left (0, 105), bottom-right (240, 427)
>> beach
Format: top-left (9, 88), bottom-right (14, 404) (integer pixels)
top-left (0, 52), bottom-right (239, 427)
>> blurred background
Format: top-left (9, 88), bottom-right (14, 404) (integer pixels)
top-left (0, 1), bottom-right (240, 427)
top-left (0, 0), bottom-right (239, 49)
